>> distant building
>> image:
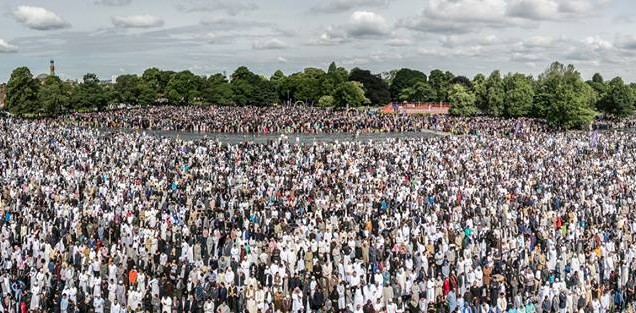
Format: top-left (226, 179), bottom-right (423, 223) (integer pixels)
top-left (0, 83), bottom-right (6, 109)
top-left (35, 59), bottom-right (56, 83)
top-left (382, 102), bottom-right (451, 115)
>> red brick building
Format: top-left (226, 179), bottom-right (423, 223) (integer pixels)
top-left (382, 102), bottom-right (450, 114)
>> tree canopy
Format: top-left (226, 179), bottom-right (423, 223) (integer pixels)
top-left (389, 68), bottom-right (427, 101)
top-left (348, 68), bottom-right (390, 106)
top-left (4, 61), bottom-right (634, 128)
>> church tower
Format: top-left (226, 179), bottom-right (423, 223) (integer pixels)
top-left (49, 60), bottom-right (55, 76)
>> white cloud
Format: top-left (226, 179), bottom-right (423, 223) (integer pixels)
top-left (511, 52), bottom-right (544, 62)
top-left (398, 0), bottom-right (512, 34)
top-left (418, 44), bottom-right (487, 58)
top-left (616, 35), bottom-right (636, 50)
top-left (177, 0), bottom-right (258, 15)
top-left (347, 11), bottom-right (389, 37)
top-left (387, 37), bottom-right (414, 46)
top-left (369, 51), bottom-right (403, 61)
top-left (400, 0), bottom-right (608, 35)
top-left (310, 0), bottom-right (393, 14)
top-left (0, 39), bottom-right (18, 53)
top-left (583, 36), bottom-right (613, 50)
top-left (309, 11), bottom-right (389, 46)
top-left (524, 35), bottom-right (555, 47)
top-left (14, 6), bottom-right (70, 31)
top-left (507, 0), bottom-right (609, 20)
top-left (112, 15), bottom-right (165, 28)
top-left (342, 58), bottom-right (370, 65)
top-left (417, 48), bottom-right (445, 57)
top-left (277, 56), bottom-right (288, 63)
top-left (95, 0), bottom-right (132, 6)
top-left (204, 33), bottom-right (218, 44)
top-left (253, 38), bottom-right (288, 50)
top-left (441, 34), bottom-right (502, 48)
top-left (507, 0), bottom-right (560, 20)
top-left (309, 26), bottom-right (349, 46)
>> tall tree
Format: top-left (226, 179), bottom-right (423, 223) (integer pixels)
top-left (73, 74), bottom-right (107, 111)
top-left (114, 75), bottom-right (141, 105)
top-left (202, 73), bottom-right (234, 106)
top-left (38, 76), bottom-right (71, 115)
top-left (112, 75), bottom-right (156, 107)
top-left (472, 74), bottom-right (487, 112)
top-left (141, 67), bottom-right (162, 95)
top-left (537, 62), bottom-right (597, 128)
top-left (318, 95), bottom-right (335, 107)
top-left (323, 62), bottom-right (348, 97)
top-left (503, 73), bottom-right (534, 117)
top-left (166, 71), bottom-right (203, 105)
top-left (587, 73), bottom-right (607, 111)
top-left (252, 79), bottom-right (278, 106)
top-left (6, 67), bottom-right (38, 115)
top-left (601, 77), bottom-right (636, 117)
top-left (485, 70), bottom-right (505, 117)
top-left (389, 68), bottom-right (427, 101)
top-left (334, 81), bottom-right (370, 108)
top-left (428, 69), bottom-right (454, 102)
top-left (399, 82), bottom-right (436, 102)
top-left (270, 70), bottom-right (287, 104)
top-left (349, 68), bottom-right (391, 105)
top-left (450, 76), bottom-right (472, 89)
top-left (448, 84), bottom-right (478, 116)
top-left (547, 83), bottom-right (597, 129)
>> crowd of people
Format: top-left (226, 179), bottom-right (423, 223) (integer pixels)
top-left (58, 106), bottom-right (554, 136)
top-left (1, 113), bottom-right (636, 313)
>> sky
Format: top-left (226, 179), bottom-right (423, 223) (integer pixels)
top-left (1, 0), bottom-right (635, 82)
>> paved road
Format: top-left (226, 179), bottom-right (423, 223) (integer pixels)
top-left (100, 128), bottom-right (448, 144)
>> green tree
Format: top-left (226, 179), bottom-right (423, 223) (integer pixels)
top-left (253, 79), bottom-right (278, 106)
top-left (112, 75), bottom-right (157, 107)
top-left (448, 84), bottom-right (478, 116)
top-left (323, 62), bottom-right (349, 96)
top-left (137, 80), bottom-right (157, 106)
top-left (141, 67), bottom-right (162, 95)
top-left (202, 73), bottom-right (234, 106)
top-left (334, 81), bottom-right (370, 108)
top-left (115, 75), bottom-right (141, 105)
top-left (270, 70), bottom-right (287, 104)
top-left (547, 83), bottom-right (597, 129)
top-left (471, 74), bottom-right (487, 112)
top-left (230, 66), bottom-right (264, 106)
top-left (428, 69), bottom-right (454, 102)
top-left (503, 73), bottom-right (535, 117)
top-left (485, 70), bottom-right (505, 117)
top-left (318, 95), bottom-right (335, 107)
top-left (389, 68), bottom-right (427, 101)
top-left (6, 67), bottom-right (38, 115)
top-left (38, 76), bottom-right (71, 115)
top-left (601, 77), bottom-right (636, 117)
top-left (587, 73), bottom-right (607, 111)
top-left (399, 82), bottom-right (435, 102)
top-left (158, 70), bottom-right (175, 96)
top-left (349, 68), bottom-right (391, 105)
top-left (450, 76), bottom-right (472, 89)
top-left (73, 73), bottom-right (107, 111)
top-left (299, 68), bottom-right (326, 104)
top-left (536, 62), bottom-right (597, 129)
top-left (166, 71), bottom-right (202, 105)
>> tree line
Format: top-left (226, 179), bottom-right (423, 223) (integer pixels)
top-left (5, 61), bottom-right (636, 129)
